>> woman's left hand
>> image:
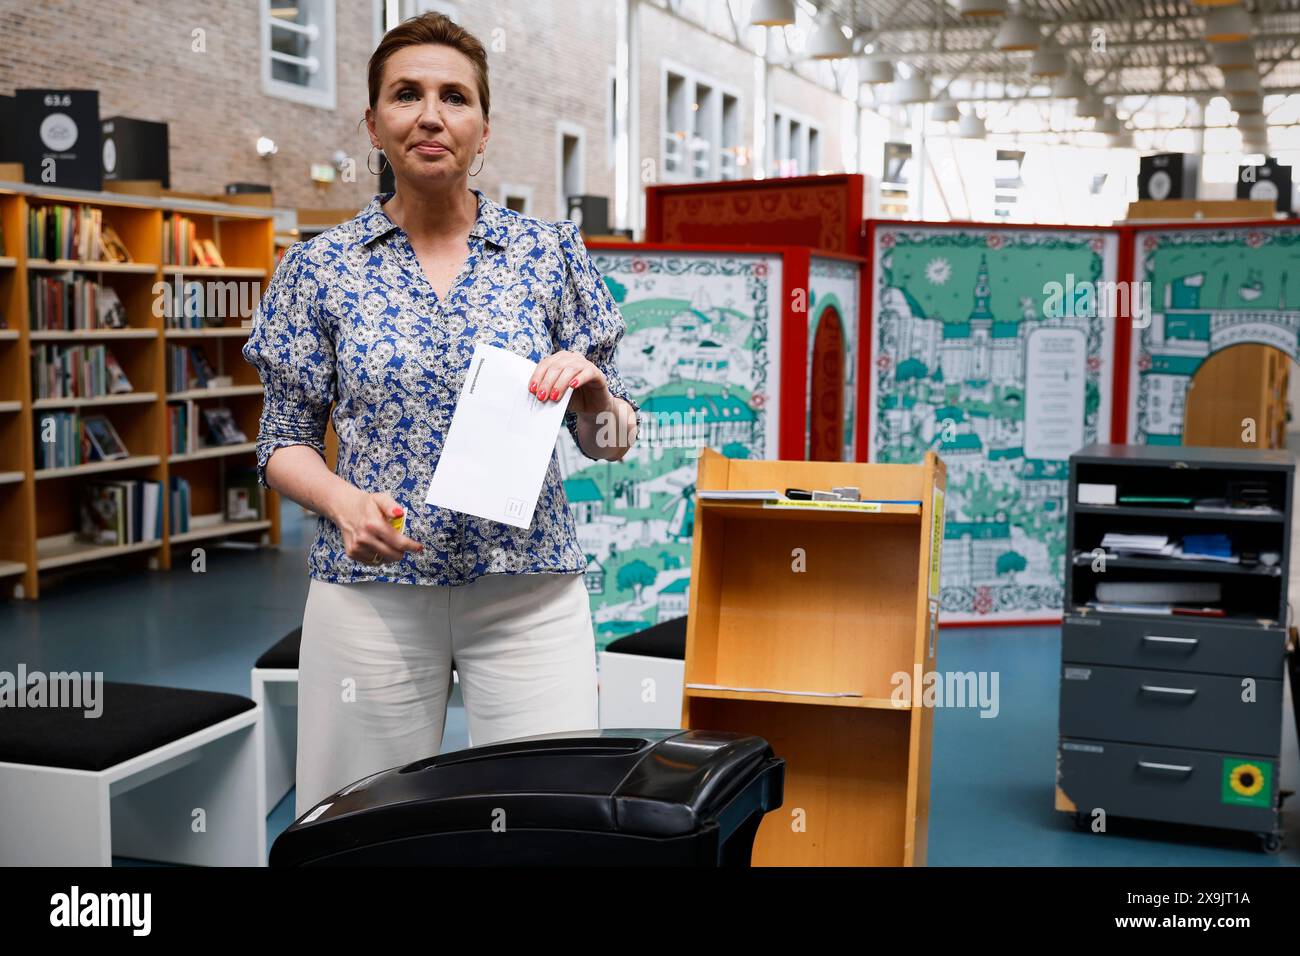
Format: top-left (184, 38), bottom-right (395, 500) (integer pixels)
top-left (529, 350), bottom-right (614, 415)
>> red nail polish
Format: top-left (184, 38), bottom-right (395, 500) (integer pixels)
top-left (529, 382), bottom-right (536, 393)
top-left (551, 388), bottom-right (560, 400)
top-left (569, 378), bottom-right (579, 388)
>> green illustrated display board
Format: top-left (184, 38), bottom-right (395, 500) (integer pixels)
top-left (560, 249), bottom-right (783, 650)
top-left (869, 225), bottom-right (1118, 623)
top-left (1127, 225), bottom-right (1300, 444)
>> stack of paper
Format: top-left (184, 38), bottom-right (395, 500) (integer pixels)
top-left (696, 490), bottom-right (783, 501)
top-left (1100, 533), bottom-right (1174, 556)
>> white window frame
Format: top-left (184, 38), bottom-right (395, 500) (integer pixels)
top-left (262, 0), bottom-right (337, 110)
top-left (606, 65), bottom-right (618, 172)
top-left (659, 59), bottom-right (741, 185)
top-left (500, 183), bottom-right (534, 215)
top-left (374, 0), bottom-right (459, 47)
top-left (556, 122), bottom-right (586, 221)
top-left (413, 0), bottom-right (459, 19)
top-left (770, 103), bottom-right (820, 177)
top-left (720, 91), bottom-right (742, 180)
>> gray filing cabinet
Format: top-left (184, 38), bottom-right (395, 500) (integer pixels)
top-left (1058, 443), bottom-right (1293, 851)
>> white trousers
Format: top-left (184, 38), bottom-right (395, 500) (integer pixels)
top-left (295, 571), bottom-right (599, 818)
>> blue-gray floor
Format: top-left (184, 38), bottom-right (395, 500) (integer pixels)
top-left (1, 499), bottom-right (1296, 866)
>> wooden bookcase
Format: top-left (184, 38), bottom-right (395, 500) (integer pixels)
top-left (682, 448), bottom-right (946, 865)
top-left (0, 184), bottom-right (280, 600)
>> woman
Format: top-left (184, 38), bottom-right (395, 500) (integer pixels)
top-left (243, 12), bottom-right (639, 818)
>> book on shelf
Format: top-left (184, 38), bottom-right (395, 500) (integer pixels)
top-left (187, 237), bottom-right (227, 268)
top-left (201, 238), bottom-right (225, 268)
top-left (104, 352), bottom-right (133, 394)
top-left (30, 343), bottom-right (133, 399)
top-left (95, 286), bottom-right (127, 328)
top-left (78, 479), bottom-right (163, 547)
top-left (167, 399), bottom-right (199, 455)
top-left (162, 278), bottom-right (225, 329)
top-left (82, 415), bottom-right (129, 460)
top-left (28, 273), bottom-right (128, 331)
top-left (163, 213), bottom-right (204, 267)
top-left (226, 468), bottom-right (265, 521)
top-left (26, 205), bottom-right (122, 262)
top-left (166, 344), bottom-right (218, 392)
top-left (98, 227), bottom-right (133, 264)
top-left (170, 475), bottom-right (192, 534)
top-left (34, 410), bottom-right (87, 469)
top-left (202, 406), bottom-right (248, 446)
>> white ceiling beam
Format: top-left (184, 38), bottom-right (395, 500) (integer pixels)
top-left (940, 87), bottom-right (1300, 103)
top-left (861, 10), bottom-right (1295, 42)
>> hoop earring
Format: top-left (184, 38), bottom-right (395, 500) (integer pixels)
top-left (469, 152), bottom-right (485, 177)
top-left (367, 146), bottom-right (387, 176)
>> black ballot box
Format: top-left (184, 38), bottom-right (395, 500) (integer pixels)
top-left (15, 89), bottom-right (102, 190)
top-left (102, 116), bottom-right (170, 188)
top-left (566, 194), bottom-right (611, 235)
top-left (271, 728), bottom-right (785, 866)
top-left (1237, 158), bottom-right (1293, 214)
top-left (1139, 152), bottom-right (1199, 201)
top-left (0, 94), bottom-right (20, 163)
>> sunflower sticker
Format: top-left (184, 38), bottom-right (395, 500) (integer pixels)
top-left (1220, 759), bottom-right (1272, 808)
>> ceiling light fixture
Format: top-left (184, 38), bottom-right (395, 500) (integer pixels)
top-left (749, 0), bottom-right (796, 27)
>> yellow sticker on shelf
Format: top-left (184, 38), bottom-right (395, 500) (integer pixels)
top-left (762, 500), bottom-right (884, 512)
top-left (929, 486), bottom-right (944, 599)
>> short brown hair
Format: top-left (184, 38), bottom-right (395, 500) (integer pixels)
top-left (367, 12), bottom-right (490, 119)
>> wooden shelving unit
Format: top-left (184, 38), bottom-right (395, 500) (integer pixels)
top-left (0, 184), bottom-right (281, 599)
top-left (681, 448), bottom-right (947, 866)
top-left (30, 329), bottom-right (158, 341)
top-left (166, 385), bottom-right (264, 400)
top-left (32, 392), bottom-right (159, 410)
top-left (164, 327), bottom-right (252, 339)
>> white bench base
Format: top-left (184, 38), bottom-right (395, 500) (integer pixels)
top-left (0, 707), bottom-right (265, 867)
top-left (252, 668), bottom-right (298, 812)
top-left (597, 651), bottom-right (685, 730)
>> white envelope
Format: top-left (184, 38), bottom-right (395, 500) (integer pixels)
top-left (424, 343), bottom-right (572, 528)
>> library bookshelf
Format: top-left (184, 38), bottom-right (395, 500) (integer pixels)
top-left (682, 448), bottom-right (946, 866)
top-left (0, 183), bottom-right (281, 599)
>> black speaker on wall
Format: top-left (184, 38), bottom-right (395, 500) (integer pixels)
top-left (1237, 158), bottom-right (1293, 214)
top-left (566, 194), bottom-right (609, 235)
top-left (1138, 152), bottom-right (1199, 201)
top-left (15, 89), bottom-right (102, 191)
top-left (102, 116), bottom-right (170, 189)
top-left (0, 94), bottom-right (20, 163)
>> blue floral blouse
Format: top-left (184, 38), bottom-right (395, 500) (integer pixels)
top-left (242, 188), bottom-right (636, 586)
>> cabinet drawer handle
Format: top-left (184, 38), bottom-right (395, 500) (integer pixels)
top-left (1142, 634), bottom-right (1198, 646)
top-left (1137, 761), bottom-right (1194, 774)
top-left (1140, 684), bottom-right (1198, 698)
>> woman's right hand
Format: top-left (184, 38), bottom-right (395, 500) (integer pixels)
top-left (332, 488), bottom-right (424, 565)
